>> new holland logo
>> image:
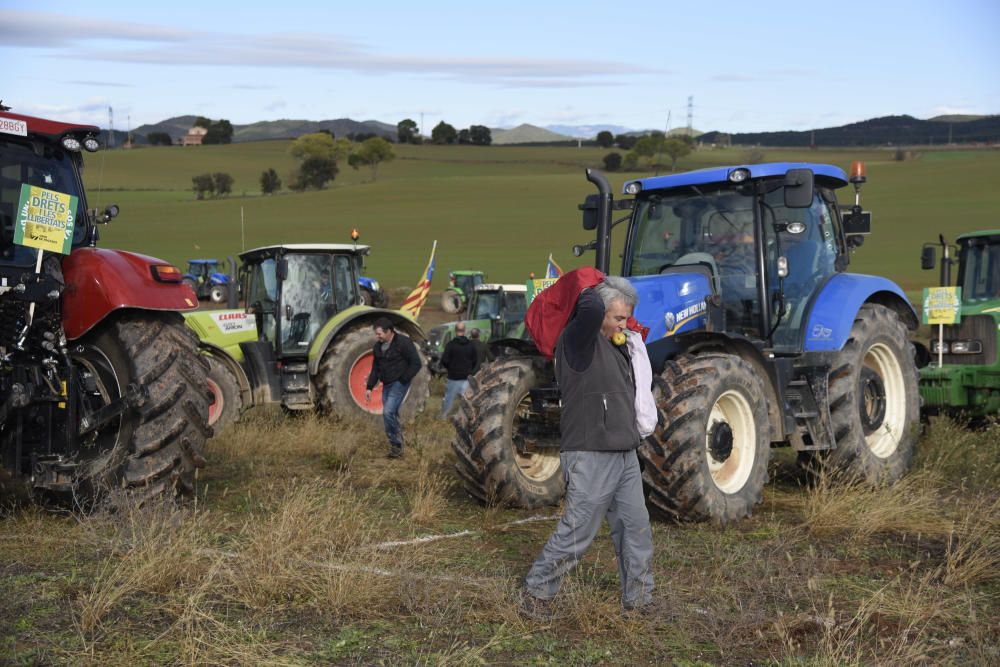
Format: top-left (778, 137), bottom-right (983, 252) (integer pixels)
top-left (665, 301), bottom-right (706, 334)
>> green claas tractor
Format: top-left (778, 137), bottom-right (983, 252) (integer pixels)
top-left (919, 231), bottom-right (1000, 418)
top-left (184, 243), bottom-right (429, 429)
top-left (425, 283), bottom-right (528, 374)
top-left (440, 270), bottom-right (486, 314)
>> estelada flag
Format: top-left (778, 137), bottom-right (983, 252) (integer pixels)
top-left (399, 240), bottom-right (436, 318)
top-left (545, 253), bottom-right (564, 279)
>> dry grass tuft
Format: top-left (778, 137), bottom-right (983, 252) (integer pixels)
top-left (917, 417), bottom-right (1000, 490)
top-left (409, 457), bottom-right (450, 524)
top-left (942, 493), bottom-right (1000, 589)
top-left (799, 468), bottom-right (952, 541)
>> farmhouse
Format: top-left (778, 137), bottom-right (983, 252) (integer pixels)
top-left (182, 126), bottom-right (207, 146)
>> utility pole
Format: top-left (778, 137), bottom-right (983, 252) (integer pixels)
top-left (686, 96), bottom-right (694, 134)
top-left (108, 106), bottom-right (115, 148)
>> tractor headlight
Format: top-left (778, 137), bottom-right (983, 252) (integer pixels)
top-left (624, 181), bottom-right (642, 195)
top-left (950, 340), bottom-right (982, 354)
top-left (728, 168), bottom-right (751, 183)
top-left (83, 136), bottom-right (101, 152)
top-left (370, 280), bottom-right (380, 291)
top-left (931, 341), bottom-right (949, 354)
top-left (61, 136), bottom-right (82, 152)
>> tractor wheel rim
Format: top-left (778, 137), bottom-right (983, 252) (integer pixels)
top-left (206, 377), bottom-right (224, 426)
top-left (349, 351), bottom-right (382, 413)
top-left (511, 391), bottom-right (560, 483)
top-left (705, 389), bottom-right (756, 493)
top-left (862, 342), bottom-right (905, 458)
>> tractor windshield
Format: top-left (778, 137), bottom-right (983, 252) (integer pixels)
top-left (627, 184), bottom-right (839, 347)
top-left (280, 253), bottom-right (357, 353)
top-left (959, 240), bottom-right (1000, 302)
top-left (1, 140), bottom-right (88, 263)
top-left (471, 291), bottom-right (500, 319)
top-left (456, 273), bottom-right (484, 295)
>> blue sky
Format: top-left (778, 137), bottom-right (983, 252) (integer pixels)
top-left (2, 0), bottom-right (997, 135)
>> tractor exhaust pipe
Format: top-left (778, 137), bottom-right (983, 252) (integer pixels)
top-left (586, 169), bottom-right (613, 274)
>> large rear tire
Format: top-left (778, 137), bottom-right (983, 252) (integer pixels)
top-left (316, 327), bottom-right (429, 420)
top-left (639, 353), bottom-right (770, 523)
top-left (451, 358), bottom-right (564, 507)
top-left (206, 354), bottom-right (243, 431)
top-left (73, 312), bottom-right (210, 502)
top-left (825, 304), bottom-right (920, 483)
top-left (441, 289), bottom-right (463, 314)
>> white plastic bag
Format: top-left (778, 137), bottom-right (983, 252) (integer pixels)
top-left (625, 330), bottom-right (657, 437)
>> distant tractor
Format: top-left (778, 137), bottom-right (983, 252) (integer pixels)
top-left (441, 270), bottom-right (486, 314)
top-left (358, 275), bottom-right (388, 308)
top-left (183, 258), bottom-right (234, 304)
top-left (425, 283), bottom-right (528, 374)
top-left (919, 231), bottom-right (1000, 419)
top-left (0, 106), bottom-right (209, 503)
top-left (184, 243), bottom-right (429, 429)
top-left (453, 163), bottom-right (920, 523)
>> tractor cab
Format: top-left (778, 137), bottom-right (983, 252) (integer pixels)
top-left (241, 244), bottom-right (364, 357)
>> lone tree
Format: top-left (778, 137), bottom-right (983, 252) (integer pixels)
top-left (195, 117), bottom-right (234, 144)
top-left (469, 125), bottom-right (492, 146)
top-left (192, 173), bottom-right (214, 200)
top-left (602, 152), bottom-right (623, 172)
top-left (397, 118), bottom-right (419, 144)
top-left (661, 136), bottom-right (693, 171)
top-left (260, 168), bottom-right (282, 194)
top-left (347, 137), bottom-right (396, 182)
top-left (596, 130), bottom-right (614, 148)
top-left (212, 172), bottom-right (234, 196)
top-left (431, 121), bottom-right (458, 145)
top-left (287, 132), bottom-right (350, 190)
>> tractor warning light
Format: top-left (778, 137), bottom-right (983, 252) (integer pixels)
top-left (151, 264), bottom-right (183, 282)
top-left (351, 228), bottom-right (360, 241)
top-left (849, 161), bottom-right (867, 184)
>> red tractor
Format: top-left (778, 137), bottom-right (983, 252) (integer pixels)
top-left (0, 106), bottom-right (210, 504)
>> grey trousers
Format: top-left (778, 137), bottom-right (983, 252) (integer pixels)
top-left (524, 449), bottom-right (654, 607)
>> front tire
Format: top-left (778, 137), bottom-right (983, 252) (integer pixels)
top-left (451, 358), bottom-right (564, 507)
top-left (209, 285), bottom-right (228, 304)
top-left (316, 327), bottom-right (429, 420)
top-left (639, 354), bottom-right (770, 523)
top-left (441, 289), bottom-right (463, 314)
top-left (73, 312), bottom-right (210, 501)
top-left (826, 304), bottom-right (920, 484)
top-left (206, 354), bottom-right (244, 430)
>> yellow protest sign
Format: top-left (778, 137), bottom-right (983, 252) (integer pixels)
top-left (922, 286), bottom-right (962, 325)
top-left (14, 184), bottom-right (78, 255)
top-left (527, 277), bottom-right (558, 306)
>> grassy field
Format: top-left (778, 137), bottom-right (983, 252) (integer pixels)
top-left (2, 401), bottom-right (998, 665)
top-left (82, 142), bottom-right (1000, 296)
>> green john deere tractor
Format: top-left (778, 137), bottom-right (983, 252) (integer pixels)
top-left (425, 282), bottom-right (528, 375)
top-left (184, 243), bottom-right (429, 429)
top-left (440, 270), bottom-right (486, 314)
top-left (919, 231), bottom-right (1000, 418)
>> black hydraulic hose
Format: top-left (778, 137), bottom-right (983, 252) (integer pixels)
top-left (586, 169), bottom-right (613, 274)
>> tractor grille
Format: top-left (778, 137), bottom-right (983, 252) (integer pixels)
top-left (938, 315), bottom-right (997, 366)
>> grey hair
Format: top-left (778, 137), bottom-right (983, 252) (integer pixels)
top-left (470, 327), bottom-right (481, 339)
top-left (594, 276), bottom-right (638, 309)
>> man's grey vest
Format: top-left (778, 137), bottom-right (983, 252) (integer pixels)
top-left (556, 332), bottom-right (640, 452)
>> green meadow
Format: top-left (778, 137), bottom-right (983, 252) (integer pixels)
top-left (83, 142), bottom-right (1000, 294)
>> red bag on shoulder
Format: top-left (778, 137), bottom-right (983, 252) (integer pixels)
top-left (524, 267), bottom-right (605, 359)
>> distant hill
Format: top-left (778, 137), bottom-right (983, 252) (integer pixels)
top-left (928, 114), bottom-right (987, 123)
top-left (699, 114), bottom-right (1000, 147)
top-left (491, 124), bottom-right (573, 145)
top-left (130, 116), bottom-right (396, 144)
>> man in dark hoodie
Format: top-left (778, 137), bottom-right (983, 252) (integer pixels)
top-left (365, 317), bottom-right (422, 458)
top-left (439, 322), bottom-right (478, 418)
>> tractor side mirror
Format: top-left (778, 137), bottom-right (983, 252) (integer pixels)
top-left (842, 209), bottom-right (872, 235)
top-left (921, 246), bottom-right (936, 270)
top-left (277, 259), bottom-right (288, 281)
top-left (783, 169), bottom-right (814, 209)
top-left (580, 194), bottom-right (599, 230)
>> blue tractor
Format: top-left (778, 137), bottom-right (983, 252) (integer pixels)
top-left (452, 163), bottom-right (920, 523)
top-left (358, 275), bottom-right (388, 308)
top-left (183, 259), bottom-right (233, 304)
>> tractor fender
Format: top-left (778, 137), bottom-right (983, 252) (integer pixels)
top-left (307, 306), bottom-right (424, 375)
top-left (183, 309), bottom-right (257, 361)
top-left (62, 248), bottom-right (198, 340)
top-left (198, 341), bottom-right (254, 406)
top-left (803, 273), bottom-right (917, 352)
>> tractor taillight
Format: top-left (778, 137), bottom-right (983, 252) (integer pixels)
top-left (151, 264), bottom-right (183, 282)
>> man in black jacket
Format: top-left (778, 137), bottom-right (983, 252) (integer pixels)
top-left (439, 322), bottom-right (478, 418)
top-left (469, 327), bottom-right (494, 374)
top-left (365, 317), bottom-right (422, 458)
top-left (520, 276), bottom-right (655, 618)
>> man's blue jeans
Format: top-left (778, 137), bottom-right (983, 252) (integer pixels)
top-left (382, 380), bottom-right (410, 447)
top-left (440, 378), bottom-right (469, 418)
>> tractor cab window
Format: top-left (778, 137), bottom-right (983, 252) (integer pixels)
top-left (766, 189), bottom-right (840, 350)
top-left (472, 291), bottom-right (499, 320)
top-left (332, 254), bottom-right (357, 312)
top-left (246, 258), bottom-right (278, 343)
top-left (457, 273), bottom-right (483, 295)
top-left (960, 241), bottom-right (1000, 302)
top-left (281, 253), bottom-right (342, 353)
top-left (0, 141), bottom-right (87, 264)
